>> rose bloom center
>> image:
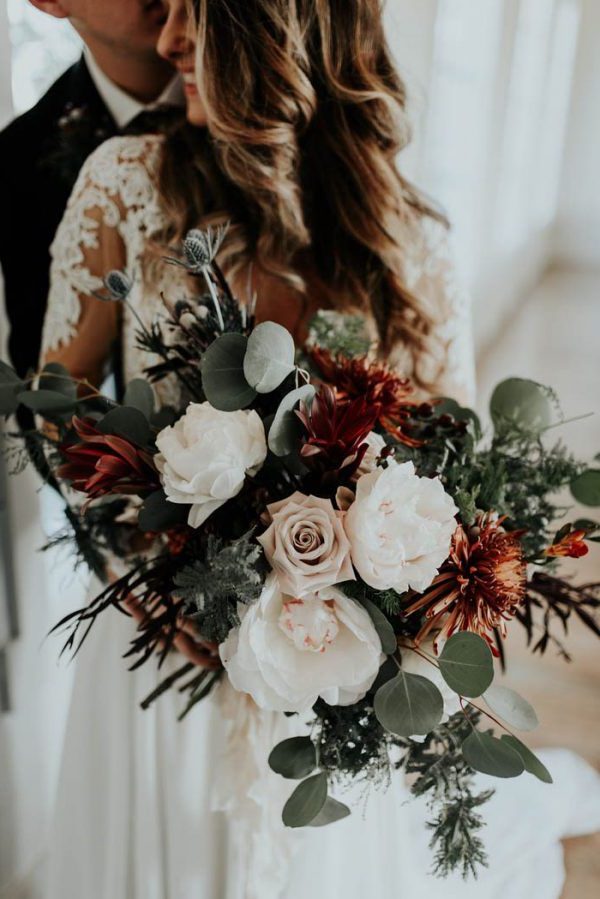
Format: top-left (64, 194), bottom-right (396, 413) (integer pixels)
top-left (278, 598), bottom-right (339, 653)
top-left (291, 521), bottom-right (324, 558)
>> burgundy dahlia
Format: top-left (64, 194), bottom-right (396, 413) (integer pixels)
top-left (309, 347), bottom-right (421, 446)
top-left (57, 417), bottom-right (160, 500)
top-left (296, 385), bottom-right (380, 480)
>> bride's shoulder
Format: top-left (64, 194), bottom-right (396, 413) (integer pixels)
top-left (404, 212), bottom-right (455, 285)
top-left (73, 134), bottom-right (165, 198)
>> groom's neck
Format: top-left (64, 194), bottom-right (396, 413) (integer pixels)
top-left (83, 40), bottom-right (174, 104)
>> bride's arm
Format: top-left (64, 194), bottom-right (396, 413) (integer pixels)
top-left (40, 151), bottom-right (124, 384)
top-left (40, 140), bottom-right (219, 670)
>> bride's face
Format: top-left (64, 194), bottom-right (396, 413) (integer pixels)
top-left (157, 0), bottom-right (207, 126)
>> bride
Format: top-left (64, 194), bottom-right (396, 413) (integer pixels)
top-left (40, 1), bottom-right (600, 897)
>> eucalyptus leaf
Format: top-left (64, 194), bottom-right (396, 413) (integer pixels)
top-left (0, 383), bottom-right (23, 415)
top-left (374, 671), bottom-right (444, 737)
top-left (98, 406), bottom-right (151, 447)
top-left (39, 362), bottom-right (77, 399)
top-left (124, 379), bottom-right (155, 419)
top-left (483, 685), bottom-right (538, 731)
top-left (435, 397), bottom-right (481, 438)
top-left (308, 796), bottom-right (351, 827)
top-left (268, 737), bottom-right (317, 780)
top-left (201, 333), bottom-right (257, 411)
top-left (151, 406), bottom-right (179, 430)
top-left (268, 384), bottom-right (315, 456)
top-left (501, 735), bottom-right (553, 783)
top-left (570, 470), bottom-right (600, 507)
top-left (18, 389), bottom-right (77, 414)
top-left (490, 378), bottom-right (554, 435)
top-left (138, 489), bottom-right (190, 531)
top-left (359, 597), bottom-right (397, 655)
top-left (438, 632), bottom-right (494, 698)
top-left (0, 360), bottom-right (21, 384)
top-left (282, 772), bottom-right (328, 828)
top-left (244, 321), bottom-right (296, 394)
top-left (462, 730), bottom-right (525, 778)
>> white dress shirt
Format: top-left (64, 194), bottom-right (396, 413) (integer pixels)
top-left (84, 49), bottom-right (184, 129)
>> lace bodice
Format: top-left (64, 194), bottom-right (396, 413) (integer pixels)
top-left (42, 134), bottom-right (475, 405)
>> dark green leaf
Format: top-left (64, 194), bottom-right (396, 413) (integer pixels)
top-left (98, 406), bottom-right (151, 447)
top-left (483, 685), bottom-right (538, 731)
top-left (39, 362), bottom-right (77, 399)
top-left (435, 397), bottom-right (482, 438)
top-left (268, 737), bottom-right (317, 780)
top-left (243, 321), bottom-right (295, 393)
top-left (490, 378), bottom-right (554, 435)
top-left (18, 389), bottom-right (77, 414)
top-left (573, 519), bottom-right (599, 534)
top-left (151, 406), bottom-right (179, 430)
top-left (0, 383), bottom-right (23, 415)
top-left (268, 384), bottom-right (314, 456)
top-left (308, 796), bottom-right (351, 827)
top-left (570, 470), bottom-right (600, 507)
top-left (123, 379), bottom-right (155, 419)
top-left (201, 333), bottom-right (257, 411)
top-left (438, 632), bottom-right (494, 698)
top-left (501, 735), bottom-right (553, 783)
top-left (374, 671), bottom-right (444, 737)
top-left (138, 489), bottom-right (189, 531)
top-left (462, 730), bottom-right (525, 778)
top-left (359, 597), bottom-right (397, 655)
top-left (0, 360), bottom-right (21, 384)
top-left (282, 772), bottom-right (328, 828)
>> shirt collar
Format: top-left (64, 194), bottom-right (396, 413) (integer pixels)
top-left (84, 49), bottom-right (184, 130)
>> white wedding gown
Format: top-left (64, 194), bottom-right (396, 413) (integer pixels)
top-left (38, 136), bottom-right (600, 899)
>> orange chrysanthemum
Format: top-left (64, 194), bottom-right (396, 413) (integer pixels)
top-left (309, 347), bottom-right (421, 446)
top-left (404, 515), bottom-right (527, 654)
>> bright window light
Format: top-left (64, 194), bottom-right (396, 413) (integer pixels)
top-left (493, 0), bottom-right (579, 251)
top-left (420, 0), bottom-right (505, 285)
top-left (533, 0), bottom-right (581, 228)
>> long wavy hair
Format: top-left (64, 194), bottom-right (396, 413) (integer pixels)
top-left (157, 0), bottom-right (448, 384)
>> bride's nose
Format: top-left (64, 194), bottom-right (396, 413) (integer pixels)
top-left (157, 3), bottom-right (195, 63)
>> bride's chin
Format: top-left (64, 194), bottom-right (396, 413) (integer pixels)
top-left (186, 104), bottom-right (208, 127)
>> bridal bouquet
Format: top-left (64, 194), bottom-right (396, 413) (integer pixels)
top-left (2, 226), bottom-right (599, 877)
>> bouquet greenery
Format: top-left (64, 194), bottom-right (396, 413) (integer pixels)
top-left (2, 227), bottom-right (599, 878)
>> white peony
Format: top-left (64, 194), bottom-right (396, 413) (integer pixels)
top-left (155, 401), bottom-right (267, 528)
top-left (344, 460), bottom-right (458, 593)
top-left (220, 575), bottom-right (383, 712)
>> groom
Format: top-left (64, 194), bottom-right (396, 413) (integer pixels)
top-left (0, 0), bottom-right (183, 379)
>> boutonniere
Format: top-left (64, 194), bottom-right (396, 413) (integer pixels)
top-left (42, 102), bottom-right (115, 185)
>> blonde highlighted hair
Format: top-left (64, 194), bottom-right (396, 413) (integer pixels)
top-left (157, 0), bottom-right (448, 384)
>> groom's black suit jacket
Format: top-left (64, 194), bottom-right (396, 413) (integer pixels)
top-left (0, 57), bottom-right (118, 378)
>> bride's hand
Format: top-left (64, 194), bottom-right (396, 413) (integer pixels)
top-left (121, 592), bottom-right (222, 671)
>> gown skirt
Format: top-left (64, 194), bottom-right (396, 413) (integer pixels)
top-left (43, 585), bottom-right (600, 899)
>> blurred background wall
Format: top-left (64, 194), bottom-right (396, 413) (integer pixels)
top-left (0, 0), bottom-right (598, 896)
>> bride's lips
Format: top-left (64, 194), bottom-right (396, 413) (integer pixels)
top-left (181, 69), bottom-right (199, 97)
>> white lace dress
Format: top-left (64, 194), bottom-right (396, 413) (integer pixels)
top-left (40, 136), bottom-right (600, 899)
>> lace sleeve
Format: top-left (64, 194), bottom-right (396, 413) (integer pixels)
top-left (391, 217), bottom-right (477, 406)
top-left (40, 135), bottom-right (162, 386)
